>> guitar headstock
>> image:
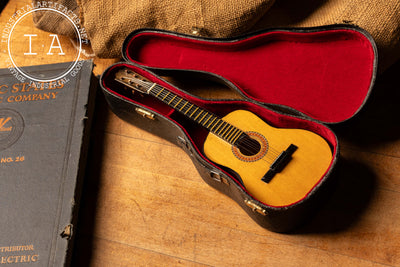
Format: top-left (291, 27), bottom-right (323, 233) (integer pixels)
top-left (114, 68), bottom-right (153, 94)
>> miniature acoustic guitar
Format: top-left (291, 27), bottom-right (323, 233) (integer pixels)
top-left (114, 68), bottom-right (332, 207)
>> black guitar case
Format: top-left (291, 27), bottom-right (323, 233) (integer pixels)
top-left (99, 25), bottom-right (377, 232)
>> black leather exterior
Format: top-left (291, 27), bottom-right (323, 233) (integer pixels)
top-left (100, 24), bottom-right (378, 232)
top-left (100, 63), bottom-right (340, 232)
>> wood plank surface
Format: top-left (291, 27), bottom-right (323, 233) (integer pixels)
top-left (2, 1), bottom-right (400, 266)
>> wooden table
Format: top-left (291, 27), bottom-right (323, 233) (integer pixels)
top-left (1, 1), bottom-right (400, 266)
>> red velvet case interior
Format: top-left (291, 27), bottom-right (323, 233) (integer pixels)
top-left (123, 28), bottom-right (377, 123)
top-left (102, 63), bottom-right (338, 207)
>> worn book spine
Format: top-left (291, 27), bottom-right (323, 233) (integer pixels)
top-left (0, 60), bottom-right (95, 266)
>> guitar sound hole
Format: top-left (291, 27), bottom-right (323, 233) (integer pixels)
top-left (232, 132), bottom-right (268, 162)
top-left (237, 136), bottom-right (261, 156)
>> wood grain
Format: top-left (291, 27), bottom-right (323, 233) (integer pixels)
top-left (204, 109), bottom-right (332, 206)
top-left (2, 1), bottom-right (400, 266)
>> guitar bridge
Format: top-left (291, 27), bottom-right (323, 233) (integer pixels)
top-left (262, 144), bottom-right (297, 183)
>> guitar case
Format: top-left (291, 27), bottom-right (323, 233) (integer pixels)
top-left (99, 25), bottom-right (377, 232)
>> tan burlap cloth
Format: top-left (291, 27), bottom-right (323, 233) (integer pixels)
top-left (33, 0), bottom-right (400, 71)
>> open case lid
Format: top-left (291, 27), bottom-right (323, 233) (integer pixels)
top-left (122, 25), bottom-right (378, 124)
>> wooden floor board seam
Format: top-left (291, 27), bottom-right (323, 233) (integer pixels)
top-left (209, 228), bottom-right (396, 266)
top-left (90, 235), bottom-right (214, 267)
top-left (104, 161), bottom-right (201, 183)
top-left (83, 232), bottom-right (396, 267)
top-left (101, 130), bottom-right (177, 147)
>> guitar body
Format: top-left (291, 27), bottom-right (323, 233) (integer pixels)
top-left (203, 110), bottom-right (332, 207)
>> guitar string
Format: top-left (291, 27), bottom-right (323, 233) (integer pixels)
top-left (117, 74), bottom-right (283, 162)
top-left (117, 75), bottom-right (283, 162)
top-left (152, 86), bottom-right (282, 159)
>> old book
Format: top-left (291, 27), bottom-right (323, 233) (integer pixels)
top-left (0, 60), bottom-right (95, 266)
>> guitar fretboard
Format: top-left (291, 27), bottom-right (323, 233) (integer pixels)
top-left (148, 84), bottom-right (244, 145)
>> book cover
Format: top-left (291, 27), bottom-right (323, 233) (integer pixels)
top-left (0, 60), bottom-right (95, 266)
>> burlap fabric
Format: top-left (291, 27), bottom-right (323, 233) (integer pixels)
top-left (33, 0), bottom-right (400, 71)
top-left (32, 0), bottom-right (79, 38)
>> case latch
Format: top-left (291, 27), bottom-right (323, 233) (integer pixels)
top-left (135, 107), bottom-right (156, 120)
top-left (210, 170), bottom-right (229, 185)
top-left (244, 199), bottom-right (268, 216)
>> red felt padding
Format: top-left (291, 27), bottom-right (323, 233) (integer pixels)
top-left (102, 64), bottom-right (338, 207)
top-left (125, 29), bottom-right (375, 123)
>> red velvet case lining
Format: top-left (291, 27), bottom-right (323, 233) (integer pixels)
top-left (102, 64), bottom-right (338, 207)
top-left (124, 29), bottom-right (376, 123)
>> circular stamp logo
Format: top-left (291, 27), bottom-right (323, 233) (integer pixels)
top-left (0, 109), bottom-right (24, 151)
top-left (2, 2), bottom-right (89, 86)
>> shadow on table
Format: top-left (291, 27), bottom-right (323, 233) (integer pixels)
top-left (71, 92), bottom-right (109, 266)
top-left (295, 157), bottom-right (376, 234)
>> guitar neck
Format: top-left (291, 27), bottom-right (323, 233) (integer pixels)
top-left (148, 84), bottom-right (244, 145)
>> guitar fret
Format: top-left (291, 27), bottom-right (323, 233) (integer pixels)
top-left (190, 107), bottom-right (199, 117)
top-left (223, 125), bottom-right (235, 139)
top-left (115, 71), bottom-right (247, 146)
top-left (197, 112), bottom-right (207, 123)
top-left (217, 122), bottom-right (229, 136)
top-left (184, 104), bottom-right (194, 115)
top-left (231, 130), bottom-right (243, 144)
top-left (174, 98), bottom-right (183, 108)
top-left (227, 128), bottom-right (241, 143)
top-left (194, 110), bottom-right (203, 121)
top-left (215, 121), bottom-right (225, 134)
top-left (203, 114), bottom-right (213, 126)
top-left (208, 118), bottom-right (219, 131)
top-left (155, 88), bottom-right (164, 97)
top-left (207, 117), bottom-right (218, 129)
top-left (213, 120), bottom-right (225, 133)
top-left (168, 95), bottom-right (177, 105)
top-left (152, 87), bottom-right (243, 144)
top-left (180, 101), bottom-right (189, 111)
top-left (162, 92), bottom-right (170, 101)
top-left (133, 83), bottom-right (244, 144)
top-left (224, 125), bottom-right (234, 139)
top-left (226, 128), bottom-right (236, 142)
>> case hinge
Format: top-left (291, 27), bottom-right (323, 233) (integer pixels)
top-left (210, 171), bottom-right (229, 185)
top-left (135, 107), bottom-right (156, 120)
top-left (244, 199), bottom-right (268, 216)
top-left (177, 136), bottom-right (187, 147)
top-left (177, 136), bottom-right (195, 157)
